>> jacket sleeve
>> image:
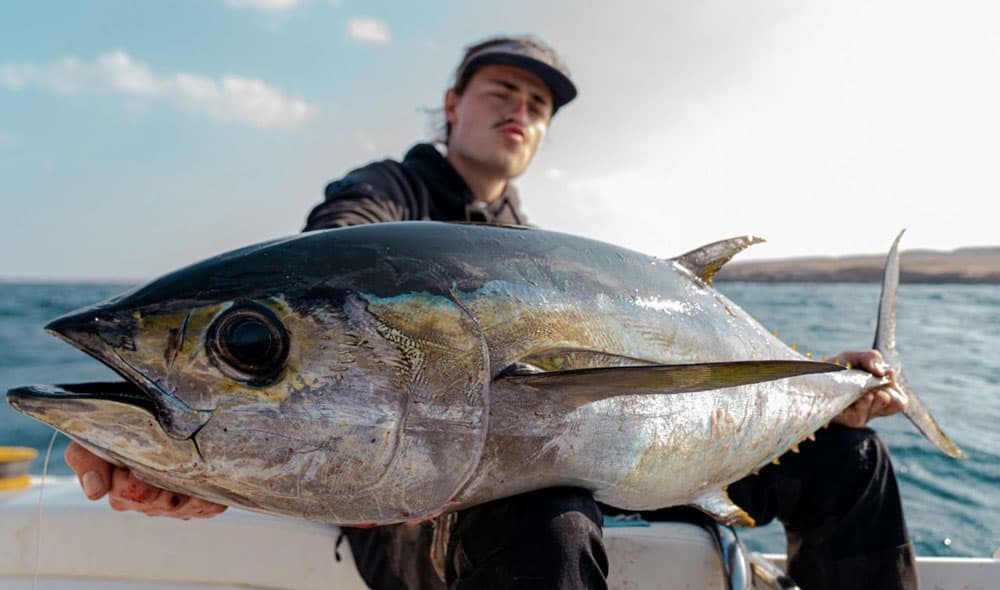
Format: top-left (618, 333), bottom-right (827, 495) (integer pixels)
top-left (303, 162), bottom-right (411, 232)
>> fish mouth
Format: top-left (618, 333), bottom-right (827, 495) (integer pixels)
top-left (7, 380), bottom-right (207, 474)
top-left (8, 381), bottom-right (160, 417)
top-left (6, 306), bottom-right (213, 441)
top-left (7, 375), bottom-right (211, 442)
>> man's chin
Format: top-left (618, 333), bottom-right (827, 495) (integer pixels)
top-left (493, 153), bottom-right (533, 180)
top-left (453, 146), bottom-right (533, 183)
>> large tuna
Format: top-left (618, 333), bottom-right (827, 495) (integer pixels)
top-left (7, 223), bottom-right (963, 526)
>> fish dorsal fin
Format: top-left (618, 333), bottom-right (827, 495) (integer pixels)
top-left (674, 236), bottom-right (765, 285)
top-left (496, 360), bottom-right (842, 407)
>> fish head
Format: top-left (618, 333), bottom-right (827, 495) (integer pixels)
top-left (8, 227), bottom-right (491, 523)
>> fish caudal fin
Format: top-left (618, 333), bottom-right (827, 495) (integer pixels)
top-left (874, 230), bottom-right (966, 459)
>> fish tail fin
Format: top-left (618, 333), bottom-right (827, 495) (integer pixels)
top-left (873, 230), bottom-right (966, 459)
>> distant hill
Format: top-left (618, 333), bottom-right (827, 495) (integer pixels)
top-left (715, 247), bottom-right (1000, 284)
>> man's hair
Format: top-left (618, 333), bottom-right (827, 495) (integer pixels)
top-left (433, 35), bottom-right (566, 144)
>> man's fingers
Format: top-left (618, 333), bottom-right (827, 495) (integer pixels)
top-left (827, 349), bottom-right (908, 429)
top-left (874, 388), bottom-right (892, 409)
top-left (865, 390), bottom-right (887, 423)
top-left (65, 442), bottom-right (112, 500)
top-left (110, 467), bottom-right (162, 504)
top-left (105, 487), bottom-right (227, 519)
top-left (848, 402), bottom-right (870, 428)
top-left (177, 498), bottom-right (228, 519)
top-left (63, 454), bottom-right (227, 519)
top-left (829, 350), bottom-right (888, 377)
top-left (833, 384), bottom-right (909, 429)
top-left (147, 489), bottom-right (191, 513)
top-left (148, 491), bottom-right (226, 518)
top-left (833, 392), bottom-right (875, 428)
top-left (870, 385), bottom-right (907, 418)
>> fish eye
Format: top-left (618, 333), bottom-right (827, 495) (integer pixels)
top-left (207, 303), bottom-right (289, 385)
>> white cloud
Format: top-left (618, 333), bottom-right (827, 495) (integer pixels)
top-left (224, 0), bottom-right (301, 11)
top-left (347, 18), bottom-right (391, 46)
top-left (99, 51), bottom-right (160, 95)
top-left (0, 51), bottom-right (316, 129)
top-left (1, 56), bottom-right (92, 94)
top-left (218, 76), bottom-right (314, 129)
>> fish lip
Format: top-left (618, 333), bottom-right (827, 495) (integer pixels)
top-left (40, 307), bottom-right (213, 440)
top-left (8, 381), bottom-right (160, 417)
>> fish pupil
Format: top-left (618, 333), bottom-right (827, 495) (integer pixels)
top-left (226, 318), bottom-right (274, 367)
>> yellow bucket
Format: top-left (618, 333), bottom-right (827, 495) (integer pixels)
top-left (0, 446), bottom-right (38, 491)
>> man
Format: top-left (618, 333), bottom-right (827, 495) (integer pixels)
top-left (66, 35), bottom-right (916, 589)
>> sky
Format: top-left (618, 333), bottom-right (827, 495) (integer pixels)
top-left (1, 0), bottom-right (998, 280)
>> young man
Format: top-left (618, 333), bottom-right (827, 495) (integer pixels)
top-left (66, 36), bottom-right (916, 589)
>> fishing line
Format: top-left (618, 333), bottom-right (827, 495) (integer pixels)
top-left (33, 431), bottom-right (58, 590)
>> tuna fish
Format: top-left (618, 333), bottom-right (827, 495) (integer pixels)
top-left (7, 223), bottom-right (963, 527)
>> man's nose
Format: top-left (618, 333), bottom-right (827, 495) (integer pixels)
top-left (507, 97), bottom-right (530, 123)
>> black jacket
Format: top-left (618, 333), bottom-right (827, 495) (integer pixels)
top-left (303, 143), bottom-right (528, 231)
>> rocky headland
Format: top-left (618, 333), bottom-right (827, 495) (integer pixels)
top-left (715, 247), bottom-right (1000, 284)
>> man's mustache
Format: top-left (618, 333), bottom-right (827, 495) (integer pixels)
top-left (493, 118), bottom-right (523, 129)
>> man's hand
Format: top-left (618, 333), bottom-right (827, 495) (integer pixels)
top-left (829, 350), bottom-right (908, 429)
top-left (64, 441), bottom-right (227, 519)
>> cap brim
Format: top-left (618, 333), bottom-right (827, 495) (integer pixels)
top-left (464, 54), bottom-right (577, 113)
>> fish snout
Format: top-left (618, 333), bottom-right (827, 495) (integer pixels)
top-left (46, 305), bottom-right (137, 354)
top-left (44, 306), bottom-right (212, 441)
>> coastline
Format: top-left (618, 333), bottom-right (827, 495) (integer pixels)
top-left (715, 247), bottom-right (1000, 284)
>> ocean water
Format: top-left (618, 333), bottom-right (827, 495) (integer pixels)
top-left (1, 282), bottom-right (997, 558)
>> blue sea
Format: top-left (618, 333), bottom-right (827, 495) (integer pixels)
top-left (1, 282), bottom-right (997, 558)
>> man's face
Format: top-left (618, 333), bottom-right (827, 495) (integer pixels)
top-left (445, 64), bottom-right (554, 180)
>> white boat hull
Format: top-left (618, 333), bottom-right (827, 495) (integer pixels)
top-left (2, 478), bottom-right (996, 589)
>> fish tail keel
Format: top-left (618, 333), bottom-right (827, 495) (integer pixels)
top-left (873, 230), bottom-right (965, 459)
top-left (691, 489), bottom-right (756, 527)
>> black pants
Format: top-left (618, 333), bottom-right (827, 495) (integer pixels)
top-left (343, 425), bottom-right (917, 590)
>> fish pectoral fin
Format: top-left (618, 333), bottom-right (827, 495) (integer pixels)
top-left (673, 235), bottom-right (765, 285)
top-left (496, 360), bottom-right (842, 406)
top-left (692, 489), bottom-right (756, 527)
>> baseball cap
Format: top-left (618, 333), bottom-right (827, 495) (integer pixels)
top-left (454, 36), bottom-right (577, 113)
